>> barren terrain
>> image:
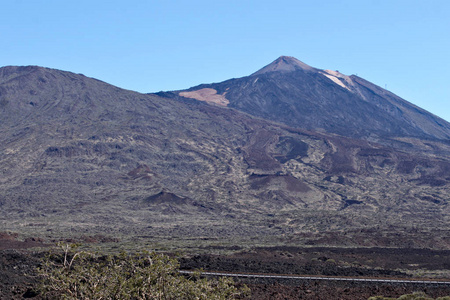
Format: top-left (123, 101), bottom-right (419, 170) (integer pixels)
top-left (0, 59), bottom-right (449, 298)
top-left (1, 235), bottom-right (449, 299)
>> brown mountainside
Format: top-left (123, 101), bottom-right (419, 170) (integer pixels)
top-left (0, 63), bottom-right (449, 248)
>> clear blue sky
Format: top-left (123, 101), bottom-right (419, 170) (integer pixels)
top-left (2, 0), bottom-right (449, 122)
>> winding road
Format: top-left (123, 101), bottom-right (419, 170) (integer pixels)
top-left (179, 270), bottom-right (450, 285)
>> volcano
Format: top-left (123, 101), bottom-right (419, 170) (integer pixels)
top-left (0, 59), bottom-right (449, 249)
top-left (172, 56), bottom-right (450, 145)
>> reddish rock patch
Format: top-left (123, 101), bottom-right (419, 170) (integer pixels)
top-left (0, 232), bottom-right (47, 250)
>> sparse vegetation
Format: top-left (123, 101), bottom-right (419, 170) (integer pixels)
top-left (368, 292), bottom-right (450, 300)
top-left (1, 57), bottom-right (450, 300)
top-left (37, 243), bottom-right (249, 299)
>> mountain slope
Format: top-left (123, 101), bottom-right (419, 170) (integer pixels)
top-left (174, 56), bottom-right (450, 144)
top-left (0, 65), bottom-right (449, 249)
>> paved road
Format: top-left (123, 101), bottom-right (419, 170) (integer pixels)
top-left (179, 270), bottom-right (450, 285)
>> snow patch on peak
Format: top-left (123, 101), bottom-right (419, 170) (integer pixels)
top-left (321, 70), bottom-right (353, 91)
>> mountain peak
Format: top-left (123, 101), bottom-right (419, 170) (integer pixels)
top-left (251, 56), bottom-right (315, 76)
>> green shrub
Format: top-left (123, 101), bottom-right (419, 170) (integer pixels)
top-left (38, 243), bottom-right (249, 299)
top-left (397, 292), bottom-right (433, 300)
top-left (368, 292), bottom-right (449, 300)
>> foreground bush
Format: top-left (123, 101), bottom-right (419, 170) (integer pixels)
top-left (38, 244), bottom-right (249, 299)
top-left (368, 292), bottom-right (450, 300)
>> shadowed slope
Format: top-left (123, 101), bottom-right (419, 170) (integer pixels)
top-left (174, 57), bottom-right (450, 144)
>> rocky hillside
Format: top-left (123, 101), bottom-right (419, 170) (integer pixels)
top-left (0, 64), bottom-right (449, 248)
top-left (173, 56), bottom-right (450, 146)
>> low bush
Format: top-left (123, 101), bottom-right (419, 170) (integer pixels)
top-left (37, 243), bottom-right (249, 299)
